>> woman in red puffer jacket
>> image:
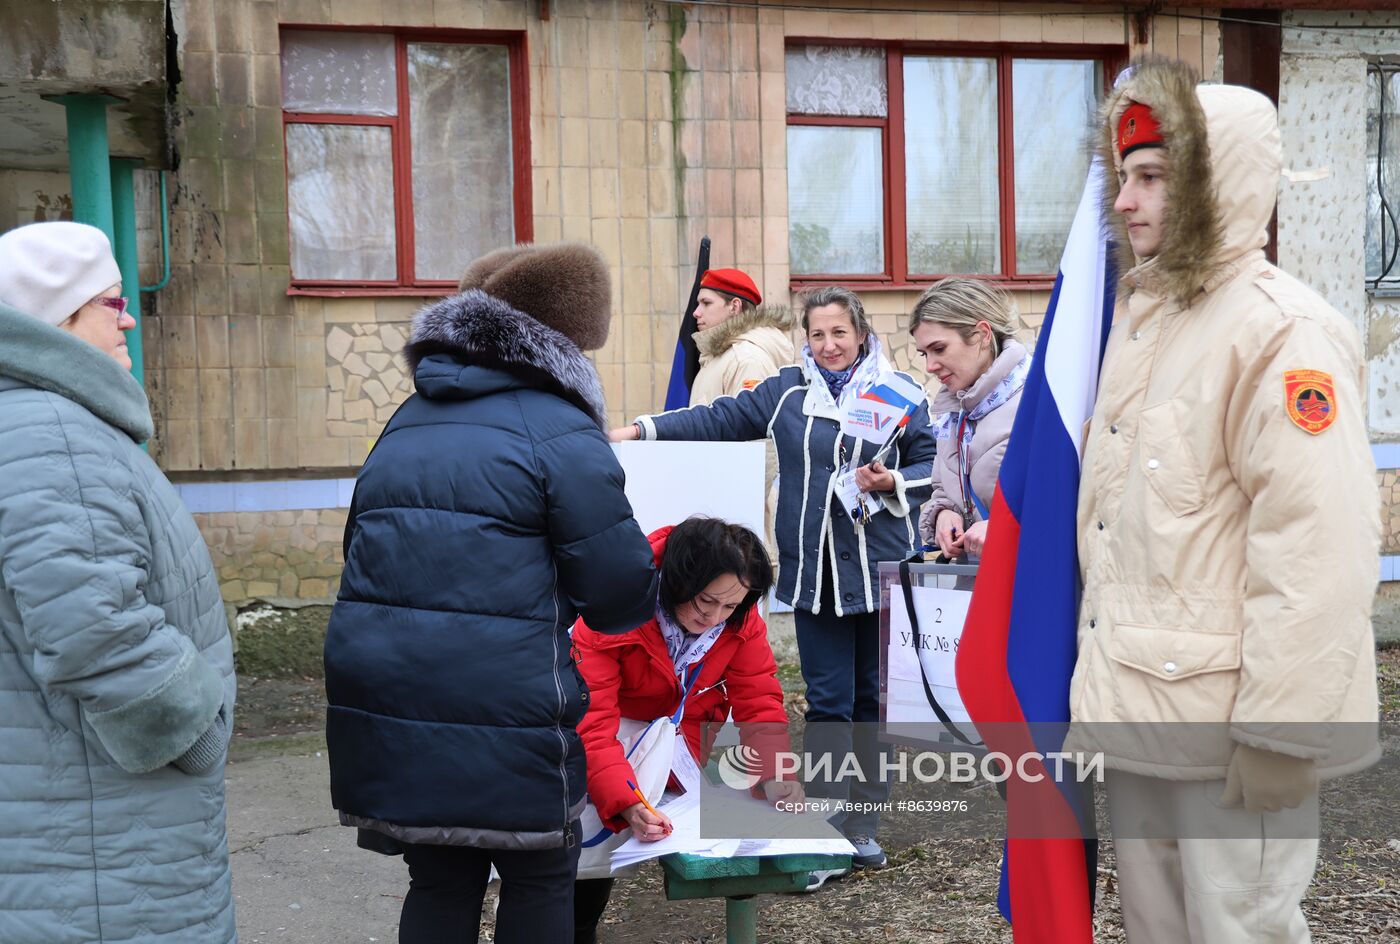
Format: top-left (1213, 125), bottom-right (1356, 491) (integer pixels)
top-left (571, 517), bottom-right (802, 942)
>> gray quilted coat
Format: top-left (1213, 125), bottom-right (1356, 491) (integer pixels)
top-left (0, 302), bottom-right (237, 942)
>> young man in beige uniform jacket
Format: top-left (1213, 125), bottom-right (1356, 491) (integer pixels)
top-left (1071, 59), bottom-right (1380, 943)
top-left (688, 268), bottom-right (795, 407)
top-left (688, 268), bottom-right (795, 562)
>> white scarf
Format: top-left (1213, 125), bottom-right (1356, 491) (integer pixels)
top-left (931, 351), bottom-right (1034, 441)
top-left (800, 333), bottom-right (892, 413)
top-left (656, 604), bottom-right (725, 678)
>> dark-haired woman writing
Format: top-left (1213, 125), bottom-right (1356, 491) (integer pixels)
top-left (570, 517), bottom-right (802, 942)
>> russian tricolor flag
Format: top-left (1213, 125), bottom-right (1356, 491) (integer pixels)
top-left (954, 154), bottom-right (1117, 941)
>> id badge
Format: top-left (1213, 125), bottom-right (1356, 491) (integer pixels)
top-left (834, 468), bottom-right (867, 523)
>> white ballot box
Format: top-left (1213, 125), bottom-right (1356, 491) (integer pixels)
top-left (879, 560), bottom-right (986, 753)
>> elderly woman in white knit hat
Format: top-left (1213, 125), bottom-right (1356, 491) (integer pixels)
top-left (0, 221), bottom-right (236, 943)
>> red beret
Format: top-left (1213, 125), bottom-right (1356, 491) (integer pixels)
top-left (1118, 101), bottom-right (1164, 158)
top-left (700, 268), bottom-right (761, 307)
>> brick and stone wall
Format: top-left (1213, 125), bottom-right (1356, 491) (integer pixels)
top-left (195, 508), bottom-right (348, 607)
top-left (0, 0), bottom-right (1223, 475)
top-left (1381, 469), bottom-right (1400, 555)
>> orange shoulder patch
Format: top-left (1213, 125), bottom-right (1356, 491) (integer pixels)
top-left (741, 378), bottom-right (760, 390)
top-left (1284, 369), bottom-right (1336, 435)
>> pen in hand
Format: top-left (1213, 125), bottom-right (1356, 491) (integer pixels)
top-left (627, 779), bottom-right (672, 837)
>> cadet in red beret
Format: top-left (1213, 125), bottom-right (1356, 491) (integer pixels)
top-left (689, 267), bottom-right (794, 407)
top-left (699, 267), bottom-right (762, 309)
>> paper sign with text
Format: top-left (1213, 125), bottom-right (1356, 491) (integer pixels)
top-left (841, 398), bottom-right (911, 444)
top-left (885, 583), bottom-right (974, 726)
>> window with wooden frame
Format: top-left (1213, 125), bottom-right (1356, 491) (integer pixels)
top-left (785, 42), bottom-right (1124, 288)
top-left (279, 28), bottom-right (531, 293)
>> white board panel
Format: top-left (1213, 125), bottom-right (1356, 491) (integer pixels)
top-left (611, 440), bottom-right (765, 538)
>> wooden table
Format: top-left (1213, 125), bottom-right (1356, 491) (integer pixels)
top-left (659, 851), bottom-right (853, 944)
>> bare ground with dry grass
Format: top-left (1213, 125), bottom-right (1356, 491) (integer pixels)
top-left (232, 609), bottom-right (1400, 942)
top-left (523, 650), bottom-right (1400, 944)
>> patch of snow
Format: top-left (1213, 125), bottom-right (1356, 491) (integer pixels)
top-left (236, 604), bottom-right (280, 632)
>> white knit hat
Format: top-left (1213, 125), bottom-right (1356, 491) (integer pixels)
top-left (0, 221), bottom-right (123, 326)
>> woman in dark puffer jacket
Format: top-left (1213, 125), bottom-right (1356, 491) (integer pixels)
top-left (325, 242), bottom-right (659, 944)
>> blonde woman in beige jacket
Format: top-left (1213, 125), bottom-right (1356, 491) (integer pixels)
top-left (910, 278), bottom-right (1030, 560)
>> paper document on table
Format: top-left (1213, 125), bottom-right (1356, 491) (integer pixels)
top-left (609, 792), bottom-right (711, 868)
top-left (733, 836), bottom-right (855, 857)
top-left (686, 839), bottom-right (744, 859)
top-left (699, 786), bottom-right (853, 846)
top-left (609, 782), bottom-right (855, 870)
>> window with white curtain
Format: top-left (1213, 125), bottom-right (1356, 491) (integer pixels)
top-left (280, 29), bottom-right (527, 289)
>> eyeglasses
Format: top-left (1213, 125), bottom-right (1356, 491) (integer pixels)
top-left (93, 296), bottom-right (129, 318)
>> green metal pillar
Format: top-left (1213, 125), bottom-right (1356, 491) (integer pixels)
top-left (44, 94), bottom-right (119, 241)
top-left (42, 95), bottom-right (146, 396)
top-left (110, 159), bottom-right (145, 389)
top-left (724, 897), bottom-right (757, 944)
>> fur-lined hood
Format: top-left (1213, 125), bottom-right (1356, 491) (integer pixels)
top-left (694, 306), bottom-right (795, 360)
top-left (1099, 58), bottom-right (1281, 306)
top-left (403, 289), bottom-right (608, 430)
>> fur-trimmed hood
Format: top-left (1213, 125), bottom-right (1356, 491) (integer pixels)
top-left (1099, 58), bottom-right (1281, 306)
top-left (694, 306), bottom-right (795, 360)
top-left (403, 289), bottom-right (608, 429)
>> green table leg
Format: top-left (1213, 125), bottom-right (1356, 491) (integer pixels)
top-left (725, 896), bottom-right (757, 944)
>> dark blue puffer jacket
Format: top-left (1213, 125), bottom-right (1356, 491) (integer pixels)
top-left (325, 289), bottom-right (658, 851)
top-left (636, 337), bottom-right (936, 617)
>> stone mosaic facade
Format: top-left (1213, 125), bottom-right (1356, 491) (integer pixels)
top-left (195, 508), bottom-right (348, 607)
top-left (293, 297), bottom-right (422, 466)
top-left (311, 284), bottom-right (1061, 452)
top-left (1381, 469), bottom-right (1400, 555)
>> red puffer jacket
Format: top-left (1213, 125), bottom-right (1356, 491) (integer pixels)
top-left (573, 526), bottom-right (791, 830)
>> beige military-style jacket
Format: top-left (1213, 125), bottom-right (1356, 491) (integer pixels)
top-left (690, 308), bottom-right (796, 407)
top-left (689, 308), bottom-right (796, 557)
top-left (1069, 62), bottom-right (1381, 780)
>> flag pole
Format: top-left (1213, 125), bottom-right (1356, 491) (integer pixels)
top-left (662, 236), bottom-right (710, 411)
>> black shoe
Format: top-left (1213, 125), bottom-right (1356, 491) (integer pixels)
top-left (800, 865), bottom-right (853, 892)
top-left (846, 834), bottom-right (888, 869)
